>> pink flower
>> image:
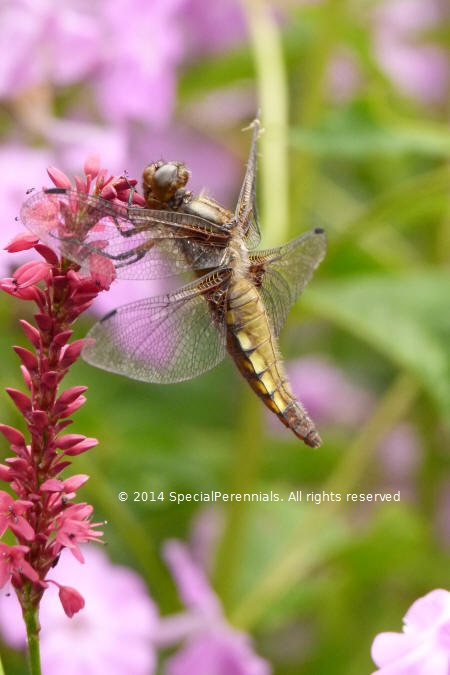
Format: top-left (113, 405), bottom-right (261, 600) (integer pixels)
top-left (284, 356), bottom-right (373, 428)
top-left (52, 504), bottom-right (103, 563)
top-left (0, 543), bottom-right (40, 588)
top-left (373, 0), bottom-right (447, 104)
top-left (180, 0), bottom-right (246, 56)
top-left (94, 0), bottom-right (185, 126)
top-left (57, 583), bottom-right (85, 618)
top-left (159, 540), bottom-right (271, 675)
top-left (0, 546), bottom-right (158, 675)
top-left (371, 589), bottom-right (450, 674)
top-left (0, 157), bottom-right (126, 646)
top-left (0, 491), bottom-right (34, 540)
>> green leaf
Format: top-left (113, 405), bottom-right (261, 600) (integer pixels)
top-left (305, 270), bottom-right (450, 415)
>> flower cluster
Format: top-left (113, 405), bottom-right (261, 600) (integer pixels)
top-left (0, 156), bottom-right (136, 620)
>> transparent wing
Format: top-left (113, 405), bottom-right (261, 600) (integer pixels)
top-left (249, 228), bottom-right (327, 336)
top-left (21, 189), bottom-right (229, 280)
top-left (82, 270), bottom-right (230, 383)
top-left (235, 118), bottom-right (261, 249)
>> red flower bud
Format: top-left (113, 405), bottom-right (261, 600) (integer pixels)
top-left (59, 584), bottom-right (85, 618)
top-left (5, 232), bottom-right (39, 252)
top-left (19, 320), bottom-right (41, 348)
top-left (47, 166), bottom-right (72, 189)
top-left (6, 388), bottom-right (32, 415)
top-left (0, 425), bottom-right (26, 447)
top-left (13, 346), bottom-right (38, 371)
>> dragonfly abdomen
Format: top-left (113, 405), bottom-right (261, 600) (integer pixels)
top-left (226, 278), bottom-right (321, 448)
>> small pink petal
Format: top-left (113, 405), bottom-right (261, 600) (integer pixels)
top-left (59, 585), bottom-right (85, 618)
top-left (5, 233), bottom-right (39, 252)
top-left (47, 166), bottom-right (72, 189)
top-left (84, 154), bottom-right (101, 179)
top-left (13, 261), bottom-right (52, 287)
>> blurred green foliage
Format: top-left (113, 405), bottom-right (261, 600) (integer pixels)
top-left (1, 1), bottom-right (449, 673)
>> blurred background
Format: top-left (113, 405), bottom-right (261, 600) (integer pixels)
top-left (0, 0), bottom-right (449, 673)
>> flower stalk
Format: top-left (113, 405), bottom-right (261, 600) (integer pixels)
top-left (0, 156), bottom-right (129, 673)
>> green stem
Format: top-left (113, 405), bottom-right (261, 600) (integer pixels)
top-left (230, 373), bottom-right (418, 629)
top-left (241, 0), bottom-right (289, 246)
top-left (0, 651), bottom-right (5, 675)
top-left (23, 597), bottom-right (42, 675)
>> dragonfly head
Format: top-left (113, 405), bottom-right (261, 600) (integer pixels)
top-left (142, 161), bottom-right (190, 210)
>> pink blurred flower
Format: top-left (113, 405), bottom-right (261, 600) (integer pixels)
top-left (285, 356), bottom-right (373, 428)
top-left (0, 546), bottom-right (158, 675)
top-left (377, 423), bottom-right (421, 499)
top-left (0, 1), bottom-right (101, 97)
top-left (0, 0), bottom-right (185, 126)
top-left (373, 0), bottom-right (448, 104)
top-left (326, 49), bottom-right (362, 103)
top-left (371, 589), bottom-right (450, 674)
top-left (95, 0), bottom-right (185, 126)
top-left (158, 540), bottom-right (271, 675)
top-left (180, 0), bottom-right (246, 56)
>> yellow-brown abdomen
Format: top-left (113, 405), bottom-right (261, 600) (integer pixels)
top-left (225, 278), bottom-right (321, 447)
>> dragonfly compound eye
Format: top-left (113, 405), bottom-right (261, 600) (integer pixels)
top-left (142, 161), bottom-right (190, 206)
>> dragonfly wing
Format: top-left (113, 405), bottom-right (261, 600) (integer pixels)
top-left (249, 228), bottom-right (327, 336)
top-left (235, 119), bottom-right (261, 248)
top-left (21, 189), bottom-right (229, 280)
top-left (82, 270), bottom-right (230, 383)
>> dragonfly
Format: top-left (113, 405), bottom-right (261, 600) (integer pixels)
top-left (21, 119), bottom-right (327, 447)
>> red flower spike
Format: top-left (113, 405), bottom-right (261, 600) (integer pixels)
top-left (19, 320), bottom-right (41, 348)
top-left (1, 155), bottom-right (117, 627)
